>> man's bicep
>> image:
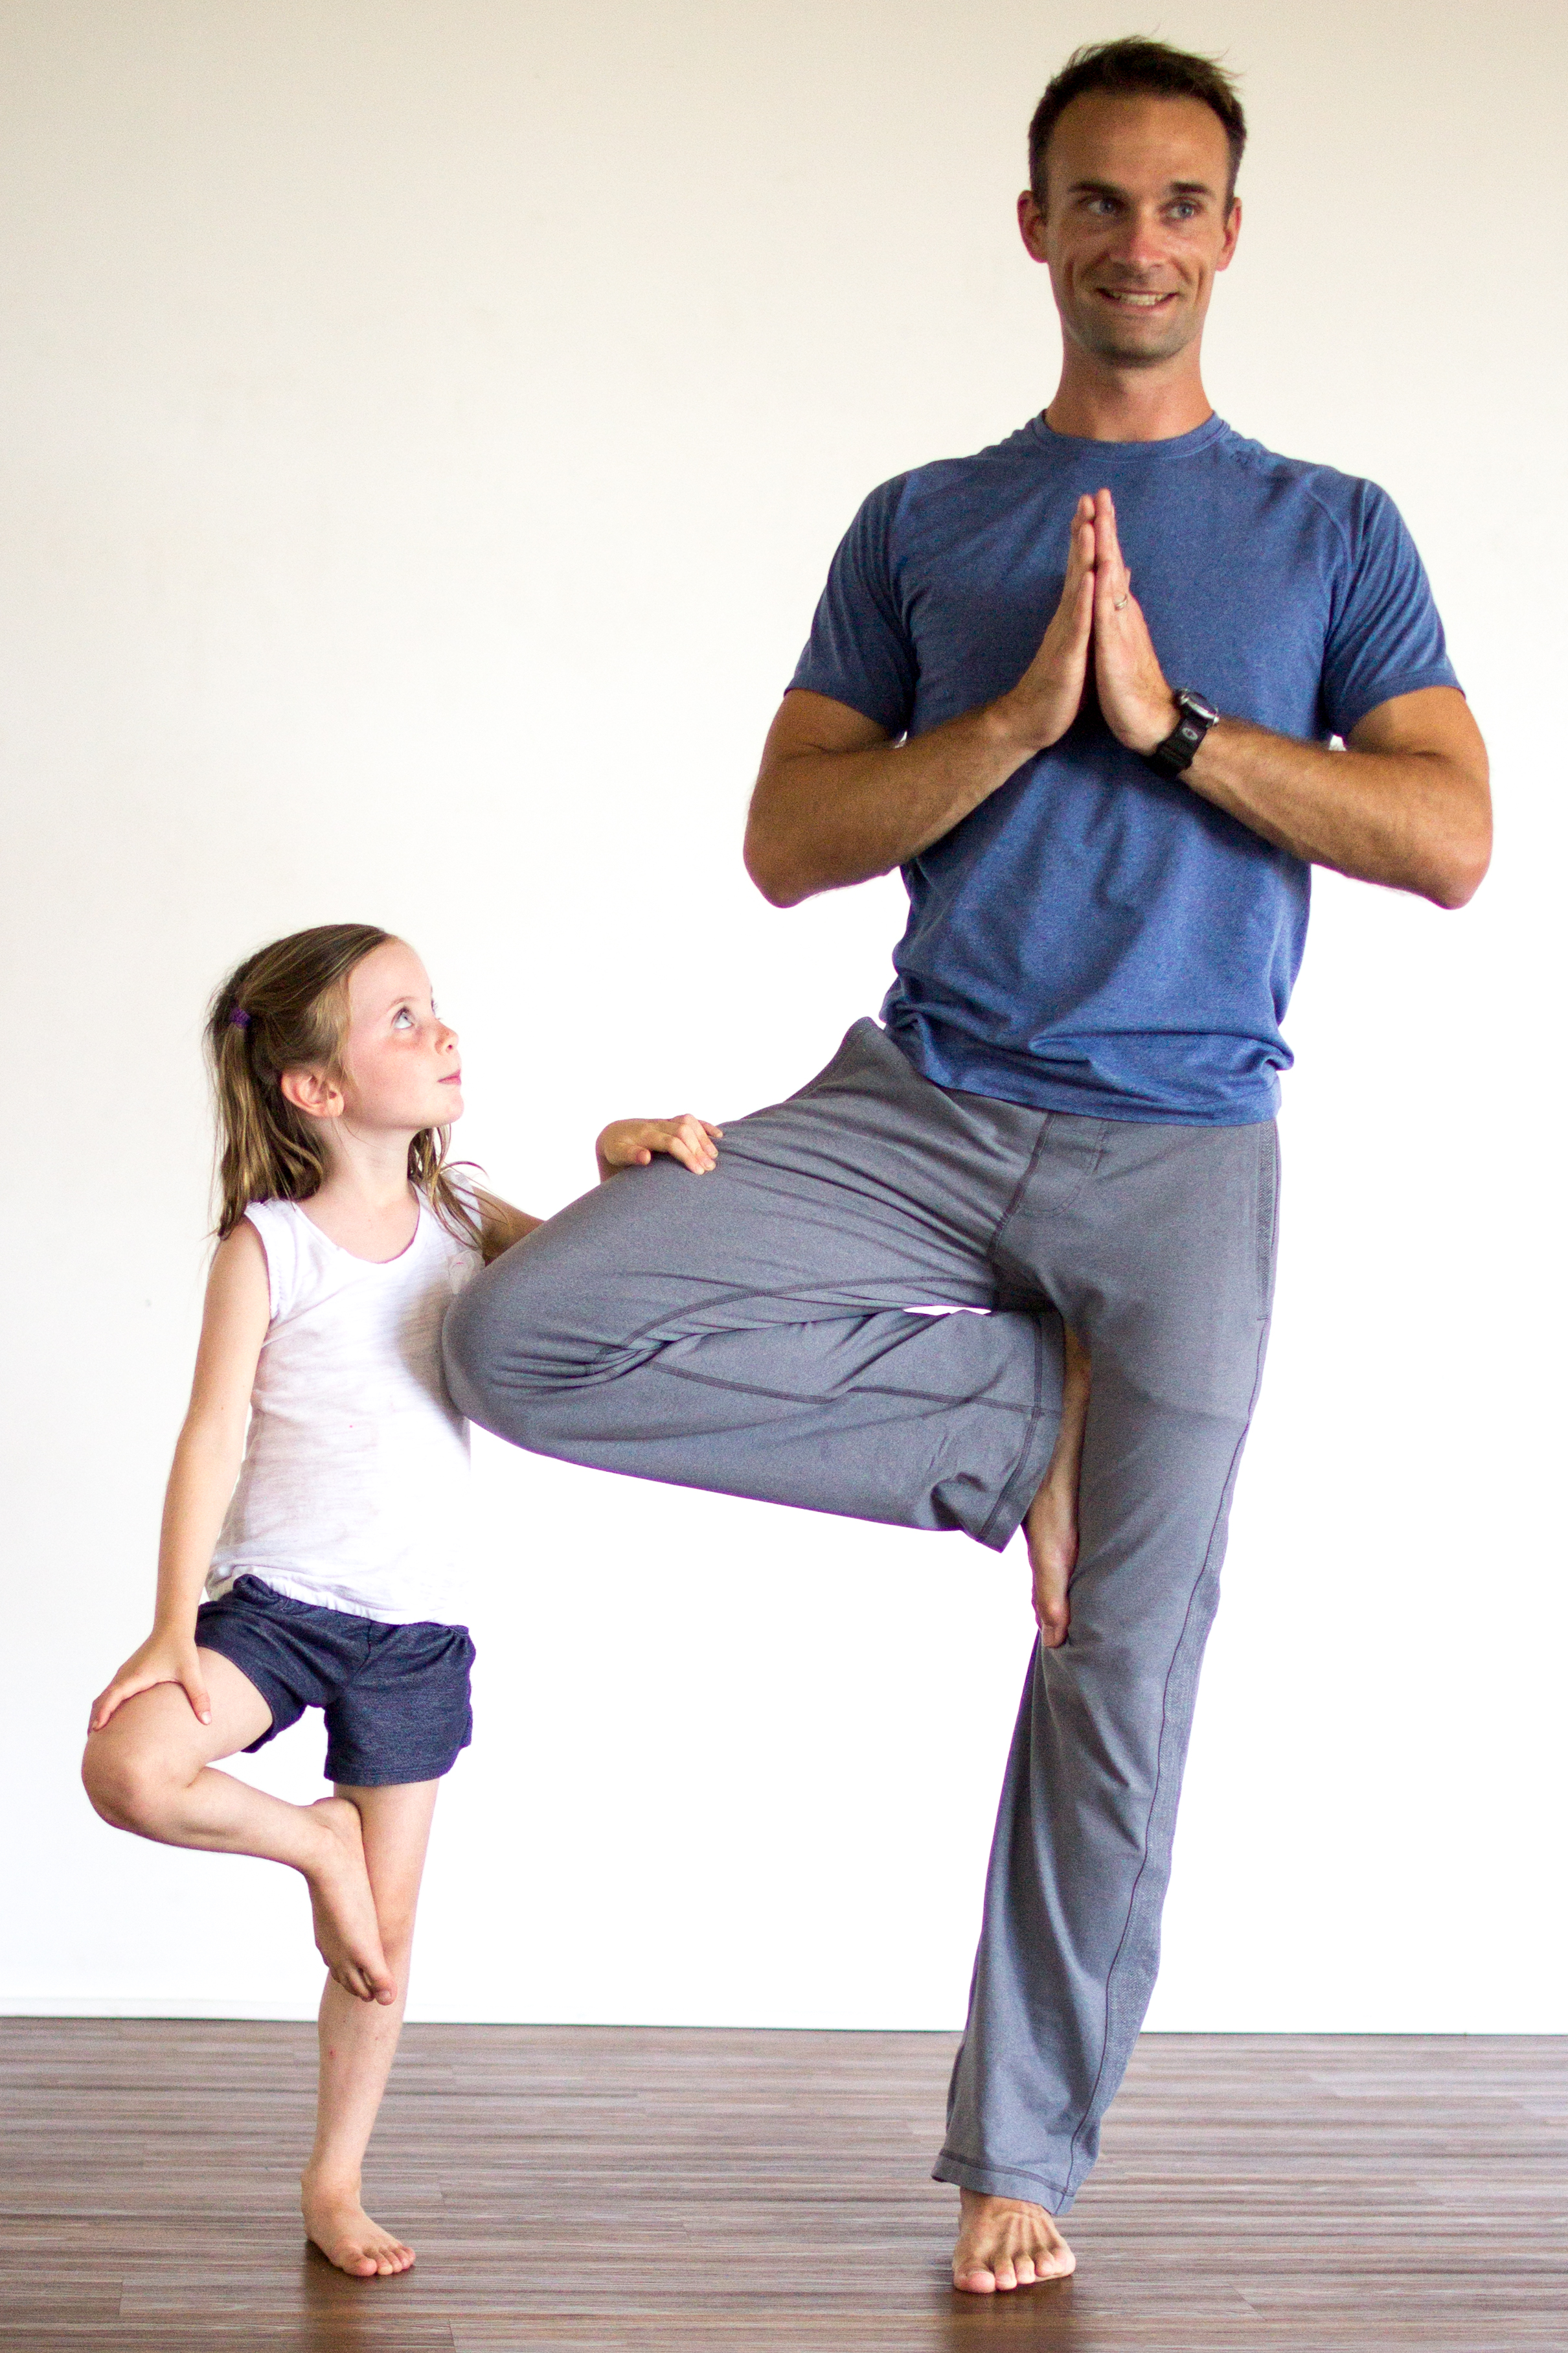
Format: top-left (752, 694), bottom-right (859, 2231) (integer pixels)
top-left (758, 689), bottom-right (894, 776)
top-left (1347, 685), bottom-right (1488, 784)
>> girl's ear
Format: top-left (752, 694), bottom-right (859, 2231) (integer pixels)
top-left (279, 1066), bottom-right (344, 1123)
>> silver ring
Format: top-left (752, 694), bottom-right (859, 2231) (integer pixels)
top-left (1113, 593), bottom-right (1129, 610)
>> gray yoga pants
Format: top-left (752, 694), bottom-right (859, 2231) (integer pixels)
top-left (444, 1018), bottom-right (1278, 2212)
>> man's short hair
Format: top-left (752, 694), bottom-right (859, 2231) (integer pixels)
top-left (1028, 38), bottom-right (1247, 207)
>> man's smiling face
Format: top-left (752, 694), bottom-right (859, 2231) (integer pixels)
top-left (1021, 91), bottom-right (1240, 370)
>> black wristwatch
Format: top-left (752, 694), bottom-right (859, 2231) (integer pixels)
top-left (1148, 688), bottom-right (1220, 777)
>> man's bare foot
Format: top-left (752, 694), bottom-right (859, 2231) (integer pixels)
top-left (1026, 1463), bottom-right (1078, 1648)
top-left (302, 2173), bottom-right (415, 2277)
top-left (952, 2187), bottom-right (1075, 2293)
top-left (1026, 1326), bottom-right (1091, 1647)
top-left (306, 1798), bottom-right (394, 2004)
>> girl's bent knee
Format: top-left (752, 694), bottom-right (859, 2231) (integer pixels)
top-left (82, 1745), bottom-right (139, 1830)
top-left (82, 1740), bottom-right (179, 1837)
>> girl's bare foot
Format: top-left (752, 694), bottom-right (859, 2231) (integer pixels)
top-left (952, 2187), bottom-right (1075, 2292)
top-left (302, 2172), bottom-right (415, 2277)
top-left (306, 1798), bottom-right (395, 2004)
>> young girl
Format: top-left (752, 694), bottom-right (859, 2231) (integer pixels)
top-left (82, 921), bottom-right (719, 2279)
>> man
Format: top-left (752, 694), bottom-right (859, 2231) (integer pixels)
top-left (446, 38), bottom-right (1489, 2293)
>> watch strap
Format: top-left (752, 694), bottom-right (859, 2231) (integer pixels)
top-left (1149, 690), bottom-right (1219, 777)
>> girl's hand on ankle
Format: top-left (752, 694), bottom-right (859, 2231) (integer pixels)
top-left (596, 1115), bottom-right (723, 1182)
top-left (88, 1630), bottom-right (212, 1734)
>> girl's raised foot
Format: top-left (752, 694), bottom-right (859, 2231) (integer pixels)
top-left (302, 2173), bottom-right (416, 2277)
top-left (306, 1798), bottom-right (395, 2004)
top-left (952, 2187), bottom-right (1075, 2293)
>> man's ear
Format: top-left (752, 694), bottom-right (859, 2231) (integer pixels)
top-left (1017, 187), bottom-right (1051, 263)
top-left (279, 1066), bottom-right (343, 1123)
top-left (1216, 196), bottom-right (1242, 272)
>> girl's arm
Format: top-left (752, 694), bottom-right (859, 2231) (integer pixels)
top-left (596, 1115), bottom-right (722, 1182)
top-left (87, 1224), bottom-right (271, 1731)
top-left (469, 1116), bottom-right (724, 1265)
top-left (473, 1193), bottom-right (545, 1263)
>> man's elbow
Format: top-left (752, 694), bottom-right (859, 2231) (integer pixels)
top-left (1424, 810), bottom-right (1492, 910)
top-left (742, 821), bottom-right (810, 909)
top-left (1427, 860), bottom-right (1486, 912)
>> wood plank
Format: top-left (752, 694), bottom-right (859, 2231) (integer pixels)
top-left (2, 2020), bottom-right (1565, 2348)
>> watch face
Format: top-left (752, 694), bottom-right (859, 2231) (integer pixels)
top-left (1177, 689), bottom-right (1220, 727)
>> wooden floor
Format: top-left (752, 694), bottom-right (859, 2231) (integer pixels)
top-left (2, 2022), bottom-right (1565, 2350)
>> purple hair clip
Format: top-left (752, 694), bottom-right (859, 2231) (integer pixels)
top-left (229, 1005), bottom-right (251, 1029)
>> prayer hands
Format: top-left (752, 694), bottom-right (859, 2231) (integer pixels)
top-left (89, 1627), bottom-right (211, 1733)
top-left (993, 493), bottom-right (1096, 754)
top-left (596, 1114), bottom-right (723, 1182)
top-left (1087, 489), bottom-right (1183, 755)
top-left (995, 488), bottom-right (1178, 761)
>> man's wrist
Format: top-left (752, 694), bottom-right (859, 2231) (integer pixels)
top-left (1145, 689), bottom-right (1221, 775)
top-left (981, 694), bottom-right (1049, 763)
top-left (1125, 696), bottom-right (1181, 759)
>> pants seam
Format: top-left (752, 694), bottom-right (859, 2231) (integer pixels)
top-left (1256, 1122), bottom-right (1281, 1317)
top-left (607, 1280), bottom-right (994, 1354)
top-left (986, 1114), bottom-right (1111, 1266)
top-left (984, 1111), bottom-right (1054, 1257)
top-left (590, 1356), bottom-right (1040, 1417)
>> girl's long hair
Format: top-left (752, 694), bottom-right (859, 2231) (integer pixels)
top-left (207, 923), bottom-right (489, 1253)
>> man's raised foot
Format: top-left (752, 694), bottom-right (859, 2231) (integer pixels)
top-left (951, 2187), bottom-right (1075, 2293)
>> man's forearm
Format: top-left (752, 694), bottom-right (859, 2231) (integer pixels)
top-left (1181, 717), bottom-right (1490, 909)
top-left (749, 505), bottom-right (1100, 906)
top-left (745, 702), bottom-right (1038, 908)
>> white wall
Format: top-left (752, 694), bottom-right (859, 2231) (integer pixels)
top-left (2, 0), bottom-right (1562, 2031)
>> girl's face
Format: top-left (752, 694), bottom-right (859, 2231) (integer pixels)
top-left (335, 939), bottom-right (463, 1132)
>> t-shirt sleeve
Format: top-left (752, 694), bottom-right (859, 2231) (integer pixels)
top-left (1321, 481), bottom-right (1460, 739)
top-left (786, 476), bottom-right (918, 737)
top-left (242, 1200), bottom-right (295, 1324)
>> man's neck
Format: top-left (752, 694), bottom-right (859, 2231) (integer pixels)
top-left (1044, 350), bottom-right (1214, 443)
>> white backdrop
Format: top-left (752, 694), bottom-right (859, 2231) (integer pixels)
top-left (2, 0), bottom-right (1563, 2031)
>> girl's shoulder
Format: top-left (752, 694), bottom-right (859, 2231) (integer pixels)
top-left (418, 1191), bottom-right (486, 1295)
top-left (236, 1197), bottom-right (317, 1324)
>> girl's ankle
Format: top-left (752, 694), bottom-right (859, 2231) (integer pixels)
top-left (301, 2162), bottom-right (359, 2196)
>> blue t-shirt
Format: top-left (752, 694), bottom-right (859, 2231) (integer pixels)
top-left (788, 413), bottom-right (1459, 1123)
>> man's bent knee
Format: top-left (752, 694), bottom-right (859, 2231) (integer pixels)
top-left (442, 1259), bottom-right (532, 1436)
top-left (442, 1239), bottom-right (622, 1442)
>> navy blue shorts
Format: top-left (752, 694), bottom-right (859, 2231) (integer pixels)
top-left (194, 1576), bottom-right (475, 1787)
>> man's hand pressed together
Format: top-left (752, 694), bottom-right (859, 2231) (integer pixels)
top-left (1087, 485), bottom-right (1490, 906)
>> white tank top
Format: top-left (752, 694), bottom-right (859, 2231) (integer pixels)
top-left (207, 1196), bottom-right (481, 1624)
